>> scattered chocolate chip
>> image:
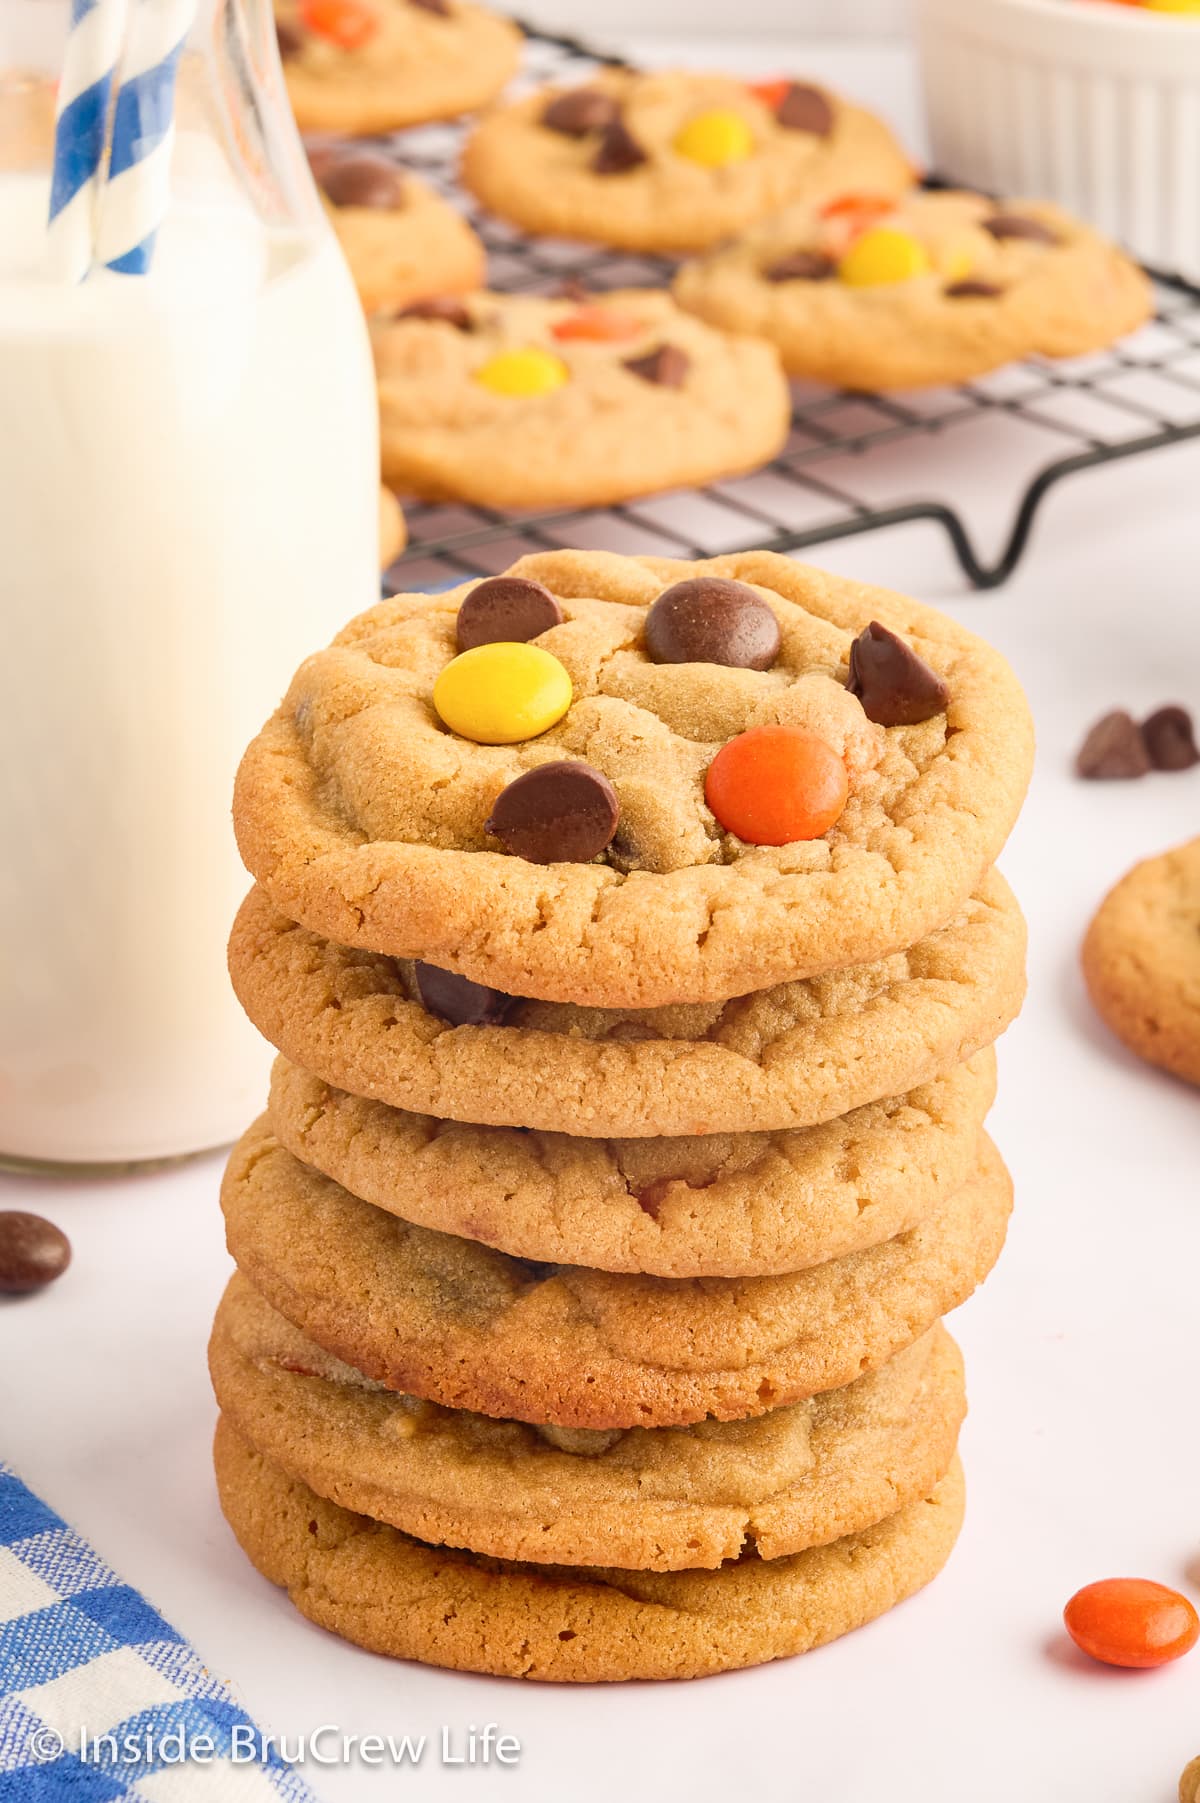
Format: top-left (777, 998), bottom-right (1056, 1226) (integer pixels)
top-left (764, 249), bottom-right (836, 283)
top-left (318, 150), bottom-right (406, 210)
top-left (775, 82), bottom-right (834, 137)
top-left (414, 963), bottom-right (516, 1025)
top-left (456, 576), bottom-right (563, 651)
top-left (394, 295), bottom-right (472, 329)
top-left (486, 761), bottom-right (620, 865)
top-left (1142, 704), bottom-right (1199, 772)
top-left (644, 577), bottom-right (781, 671)
top-left (1075, 710), bottom-right (1151, 780)
top-left (0, 1212), bottom-right (71, 1295)
top-left (983, 213), bottom-right (1059, 246)
top-left (276, 18), bottom-right (302, 58)
top-left (591, 117), bottom-right (647, 175)
top-left (409, 0), bottom-right (451, 12)
top-left (847, 620), bottom-right (950, 727)
top-left (542, 87), bottom-right (620, 137)
top-left (944, 278), bottom-right (1004, 299)
top-left (622, 343), bottom-right (690, 388)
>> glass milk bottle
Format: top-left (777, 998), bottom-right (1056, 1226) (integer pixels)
top-left (0, 0), bottom-right (380, 1166)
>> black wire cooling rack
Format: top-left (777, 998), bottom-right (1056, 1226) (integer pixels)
top-left (381, 27), bottom-right (1200, 593)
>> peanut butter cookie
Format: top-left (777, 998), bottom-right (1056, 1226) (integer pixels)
top-left (1082, 836), bottom-right (1200, 1088)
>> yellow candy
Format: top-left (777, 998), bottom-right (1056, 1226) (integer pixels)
top-left (838, 226), bottom-right (932, 287)
top-left (433, 641), bottom-right (573, 745)
top-left (474, 348), bottom-right (569, 397)
top-left (673, 109), bottom-right (755, 168)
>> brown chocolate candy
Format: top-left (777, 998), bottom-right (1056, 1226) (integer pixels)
top-left (592, 118), bottom-right (647, 175)
top-left (983, 213), bottom-right (1059, 246)
top-left (1075, 710), bottom-right (1151, 780)
top-left (486, 761), bottom-right (620, 864)
top-left (1142, 704), bottom-right (1199, 772)
top-left (0, 1211), bottom-right (71, 1295)
top-left (776, 83), bottom-right (834, 137)
top-left (644, 577), bottom-right (781, 671)
top-left (542, 88), bottom-right (620, 137)
top-left (414, 963), bottom-right (516, 1026)
top-left (944, 279), bottom-right (1004, 299)
top-left (623, 343), bottom-right (690, 388)
top-left (765, 250), bottom-right (836, 283)
top-left (276, 18), bottom-right (303, 58)
top-left (847, 621), bottom-right (950, 727)
top-left (318, 150), bottom-right (406, 211)
top-left (456, 576), bottom-right (563, 652)
top-left (409, 0), bottom-right (451, 12)
top-left (395, 295), bottom-right (473, 329)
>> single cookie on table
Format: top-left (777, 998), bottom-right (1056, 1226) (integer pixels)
top-left (275, 0), bottom-right (521, 135)
top-left (232, 549), bottom-right (1034, 1009)
top-left (371, 289), bottom-right (790, 507)
top-left (221, 1119), bottom-right (1011, 1428)
top-left (230, 874), bottom-right (1025, 1138)
top-left (306, 142), bottom-right (484, 314)
top-left (211, 1277), bottom-right (965, 1570)
top-left (460, 67), bottom-right (914, 254)
top-left (1082, 836), bottom-right (1200, 1087)
top-left (378, 486), bottom-right (405, 565)
top-left (265, 1047), bottom-right (996, 1277)
top-left (215, 1417), bottom-right (965, 1681)
top-left (674, 189), bottom-right (1153, 390)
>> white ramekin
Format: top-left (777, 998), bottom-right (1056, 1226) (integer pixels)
top-left (916, 0), bottom-right (1200, 282)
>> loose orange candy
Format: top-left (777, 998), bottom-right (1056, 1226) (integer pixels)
top-left (746, 78), bottom-right (791, 110)
top-left (705, 725), bottom-right (848, 845)
top-left (1063, 1579), bottom-right (1200, 1669)
top-left (299, 0), bottom-right (379, 47)
top-left (550, 307), bottom-right (643, 343)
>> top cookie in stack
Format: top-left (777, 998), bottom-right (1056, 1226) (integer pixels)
top-left (232, 549), bottom-right (1033, 1009)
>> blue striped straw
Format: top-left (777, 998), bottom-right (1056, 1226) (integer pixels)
top-left (47, 0), bottom-right (130, 282)
top-left (94, 0), bottom-right (195, 275)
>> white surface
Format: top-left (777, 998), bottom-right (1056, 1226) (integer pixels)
top-left (3, 39), bottom-right (1200, 1803)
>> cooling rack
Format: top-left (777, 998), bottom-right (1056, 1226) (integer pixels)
top-left (380, 27), bottom-right (1200, 592)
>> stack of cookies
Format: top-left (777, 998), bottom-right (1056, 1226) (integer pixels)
top-left (212, 547), bottom-right (1033, 1682)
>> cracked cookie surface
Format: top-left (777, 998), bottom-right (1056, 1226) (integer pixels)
top-left (266, 1048), bottom-right (995, 1275)
top-left (1082, 836), bottom-right (1200, 1088)
top-left (211, 1278), bottom-right (964, 1570)
top-left (220, 1119), bottom-right (1010, 1427)
top-left (214, 1418), bottom-right (965, 1680)
top-left (460, 68), bottom-right (913, 254)
top-left (232, 549), bottom-right (1034, 1009)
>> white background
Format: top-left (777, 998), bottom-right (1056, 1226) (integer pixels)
top-left (3, 31), bottom-right (1200, 1803)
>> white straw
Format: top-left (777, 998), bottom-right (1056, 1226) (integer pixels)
top-left (94, 0), bottom-right (197, 274)
top-left (47, 0), bottom-right (130, 283)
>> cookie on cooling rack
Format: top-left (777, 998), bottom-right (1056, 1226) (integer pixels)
top-left (276, 0), bottom-right (521, 135)
top-left (378, 486), bottom-right (405, 566)
top-left (460, 67), bottom-right (914, 254)
top-left (673, 189), bottom-right (1152, 389)
top-left (371, 288), bottom-right (791, 507)
top-left (307, 143), bottom-right (484, 314)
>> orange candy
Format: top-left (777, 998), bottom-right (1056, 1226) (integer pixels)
top-left (299, 0), bottom-right (379, 48)
top-left (705, 725), bottom-right (848, 845)
top-left (550, 307), bottom-right (644, 343)
top-left (746, 78), bottom-right (791, 110)
top-left (1063, 1579), bottom-right (1200, 1669)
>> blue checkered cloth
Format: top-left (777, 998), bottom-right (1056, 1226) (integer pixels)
top-left (0, 1459), bottom-right (318, 1801)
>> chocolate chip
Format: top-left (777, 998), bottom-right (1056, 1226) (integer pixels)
top-left (944, 279), bottom-right (1004, 299)
top-left (276, 18), bottom-right (302, 58)
top-left (1142, 705), bottom-right (1199, 772)
top-left (486, 761), bottom-right (620, 864)
top-left (591, 118), bottom-right (647, 175)
top-left (644, 577), bottom-right (781, 671)
top-left (622, 343), bottom-right (690, 388)
top-left (409, 0), bottom-right (451, 11)
top-left (414, 963), bottom-right (516, 1026)
top-left (542, 88), bottom-right (620, 137)
top-left (395, 295), bottom-right (473, 329)
top-left (847, 621), bottom-right (950, 727)
top-left (456, 576), bottom-right (563, 651)
top-left (983, 213), bottom-right (1059, 245)
top-left (775, 82), bottom-right (834, 137)
top-left (318, 150), bottom-right (406, 211)
top-left (764, 249), bottom-right (836, 283)
top-left (1075, 710), bottom-right (1151, 780)
top-left (0, 1212), bottom-right (71, 1295)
